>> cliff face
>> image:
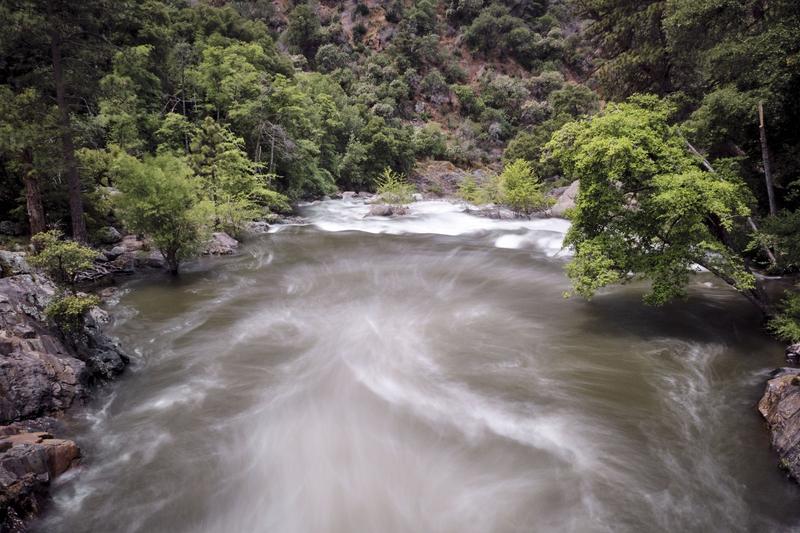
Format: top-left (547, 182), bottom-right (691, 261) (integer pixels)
top-left (759, 367), bottom-right (800, 482)
top-left (0, 257), bottom-right (129, 530)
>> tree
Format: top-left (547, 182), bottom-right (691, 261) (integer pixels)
top-left (189, 117), bottom-right (262, 233)
top-left (113, 153), bottom-right (210, 275)
top-left (498, 159), bottom-right (548, 216)
top-left (0, 87), bottom-right (58, 235)
top-left (546, 96), bottom-right (765, 312)
top-left (284, 2), bottom-right (321, 61)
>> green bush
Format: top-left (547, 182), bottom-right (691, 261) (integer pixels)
top-left (45, 293), bottom-right (100, 332)
top-left (30, 230), bottom-right (97, 286)
top-left (457, 174), bottom-right (500, 205)
top-left (376, 168), bottom-right (416, 205)
top-left (769, 289), bottom-right (800, 343)
top-left (498, 159), bottom-right (549, 216)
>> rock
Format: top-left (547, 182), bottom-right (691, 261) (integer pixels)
top-left (96, 226), bottom-right (122, 245)
top-left (0, 221), bottom-right (22, 236)
top-left (367, 204), bottom-right (409, 217)
top-left (0, 252), bottom-right (31, 278)
top-left (119, 234), bottom-right (145, 253)
top-left (245, 221), bottom-right (270, 235)
top-left (759, 368), bottom-right (800, 482)
top-left (411, 193), bottom-right (423, 202)
top-left (204, 232), bottom-right (239, 255)
top-left (356, 192), bottom-right (374, 200)
top-left (550, 180), bottom-right (579, 218)
top-left (0, 274), bottom-right (129, 423)
top-left (465, 205), bottom-right (517, 220)
top-left (104, 246), bottom-right (126, 261)
top-left (0, 428), bottom-right (80, 530)
top-left (133, 250), bottom-right (165, 269)
top-left (787, 343), bottom-right (800, 363)
top-left (341, 191), bottom-right (357, 200)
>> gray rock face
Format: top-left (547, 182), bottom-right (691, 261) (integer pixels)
top-left (0, 252), bottom-right (31, 278)
top-left (759, 368), bottom-right (800, 482)
top-left (204, 232), bottom-right (239, 255)
top-left (367, 204), bottom-right (409, 217)
top-left (550, 180), bottom-right (579, 218)
top-left (0, 275), bottom-right (128, 423)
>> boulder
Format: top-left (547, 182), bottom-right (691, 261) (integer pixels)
top-left (341, 191), bottom-right (357, 200)
top-left (0, 252), bottom-right (31, 278)
top-left (0, 221), bottom-right (22, 236)
top-left (367, 204), bottom-right (409, 217)
top-left (96, 226), bottom-right (122, 245)
top-left (759, 368), bottom-right (800, 482)
top-left (411, 193), bottom-right (424, 202)
top-left (550, 180), bottom-right (579, 218)
top-left (0, 429), bottom-right (80, 531)
top-left (104, 246), bottom-right (126, 261)
top-left (245, 221), bottom-right (270, 235)
top-left (204, 232), bottom-right (239, 255)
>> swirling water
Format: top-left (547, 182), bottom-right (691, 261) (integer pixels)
top-left (36, 200), bottom-right (800, 532)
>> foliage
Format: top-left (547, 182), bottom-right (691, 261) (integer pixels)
top-left (497, 159), bottom-right (549, 216)
top-left (375, 168), bottom-right (416, 205)
top-left (546, 96), bottom-right (759, 308)
top-left (769, 289), bottom-right (800, 343)
top-left (112, 153), bottom-right (210, 274)
top-left (45, 293), bottom-right (100, 332)
top-left (457, 174), bottom-right (500, 205)
top-left (29, 230), bottom-right (97, 287)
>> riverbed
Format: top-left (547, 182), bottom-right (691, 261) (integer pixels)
top-left (35, 200), bottom-right (800, 532)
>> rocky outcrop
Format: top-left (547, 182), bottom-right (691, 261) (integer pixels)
top-left (0, 424), bottom-right (80, 531)
top-left (759, 368), bottom-right (800, 482)
top-left (0, 252), bottom-right (31, 278)
top-left (204, 232), bottom-right (239, 255)
top-left (0, 273), bottom-right (129, 528)
top-left (549, 180), bottom-right (579, 218)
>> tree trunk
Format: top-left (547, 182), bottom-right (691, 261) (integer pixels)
top-left (21, 148), bottom-right (46, 236)
top-left (758, 102), bottom-right (777, 216)
top-left (48, 7), bottom-right (87, 242)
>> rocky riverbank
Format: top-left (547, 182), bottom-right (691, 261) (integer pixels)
top-left (0, 258), bottom-right (130, 531)
top-left (759, 347), bottom-right (800, 484)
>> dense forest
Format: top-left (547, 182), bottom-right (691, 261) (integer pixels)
top-left (0, 0), bottom-right (798, 342)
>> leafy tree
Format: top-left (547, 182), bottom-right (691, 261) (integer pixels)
top-left (769, 289), bottom-right (800, 343)
top-left (546, 96), bottom-right (765, 311)
top-left (113, 153), bottom-right (210, 275)
top-left (284, 2), bottom-right (321, 61)
top-left (498, 159), bottom-right (548, 216)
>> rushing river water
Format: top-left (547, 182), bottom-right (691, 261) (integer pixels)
top-left (36, 200), bottom-right (800, 532)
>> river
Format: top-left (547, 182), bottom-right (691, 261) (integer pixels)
top-left (35, 199), bottom-right (800, 532)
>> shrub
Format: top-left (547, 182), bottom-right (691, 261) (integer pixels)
top-left (376, 168), bottom-right (416, 205)
top-left (45, 293), bottom-right (99, 332)
top-left (498, 159), bottom-right (549, 216)
top-left (414, 124), bottom-right (448, 159)
top-left (769, 289), bottom-right (800, 343)
top-left (30, 230), bottom-right (97, 287)
top-left (457, 174), bottom-right (500, 205)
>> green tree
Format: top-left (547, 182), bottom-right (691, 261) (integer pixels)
top-left (546, 96), bottom-right (764, 311)
top-left (29, 229), bottom-right (96, 287)
top-left (498, 159), bottom-right (548, 216)
top-left (113, 153), bottom-right (210, 275)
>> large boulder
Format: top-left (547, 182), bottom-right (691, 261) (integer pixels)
top-left (0, 252), bottom-right (31, 278)
top-left (204, 232), bottom-right (239, 255)
top-left (367, 204), bottom-right (409, 217)
top-left (0, 429), bottom-right (80, 531)
top-left (759, 368), bottom-right (800, 482)
top-left (550, 180), bottom-right (579, 218)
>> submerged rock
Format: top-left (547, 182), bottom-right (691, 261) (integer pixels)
top-left (759, 368), bottom-right (800, 482)
top-left (204, 232), bottom-right (239, 255)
